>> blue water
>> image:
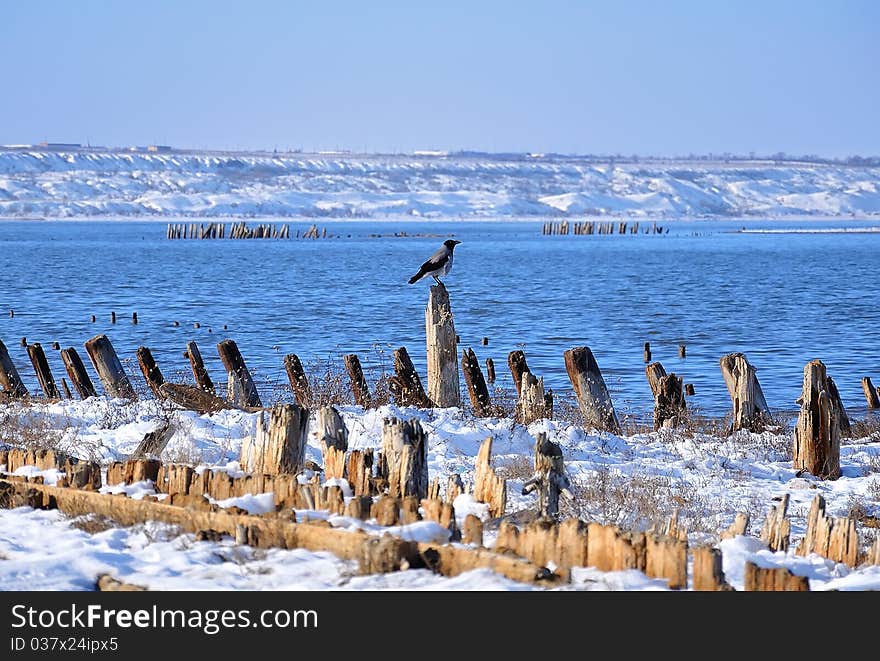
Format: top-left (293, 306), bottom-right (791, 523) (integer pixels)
top-left (1, 218), bottom-right (878, 420)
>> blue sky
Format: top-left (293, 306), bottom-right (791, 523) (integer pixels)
top-left (1, 1), bottom-right (876, 156)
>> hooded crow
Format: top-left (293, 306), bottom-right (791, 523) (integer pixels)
top-left (408, 239), bottom-right (461, 285)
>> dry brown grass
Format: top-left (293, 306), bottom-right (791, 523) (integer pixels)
top-left (68, 513), bottom-right (118, 534)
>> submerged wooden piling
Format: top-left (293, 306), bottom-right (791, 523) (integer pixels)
top-left (283, 353), bottom-right (311, 408)
top-left (426, 283), bottom-right (460, 408)
top-left (0, 339), bottom-right (28, 397)
top-left (26, 342), bottom-right (60, 399)
top-left (217, 339), bottom-right (262, 408)
top-left (60, 347), bottom-right (97, 399)
top-left (793, 360), bottom-right (841, 480)
top-left (84, 334), bottom-right (137, 400)
top-left (563, 346), bottom-right (620, 433)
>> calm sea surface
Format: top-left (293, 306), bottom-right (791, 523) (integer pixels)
top-left (1, 218), bottom-right (878, 421)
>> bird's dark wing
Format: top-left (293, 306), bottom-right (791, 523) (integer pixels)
top-left (408, 245), bottom-right (451, 284)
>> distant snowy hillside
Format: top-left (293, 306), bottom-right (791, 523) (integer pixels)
top-left (0, 149), bottom-right (878, 219)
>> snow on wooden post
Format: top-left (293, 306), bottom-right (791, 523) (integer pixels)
top-left (563, 346), bottom-right (621, 433)
top-left (343, 353), bottom-right (372, 408)
top-left (0, 339), bottom-right (28, 397)
top-left (793, 359), bottom-right (841, 480)
top-left (473, 437), bottom-right (507, 518)
top-left (136, 346), bottom-right (165, 398)
top-left (84, 334), bottom-right (137, 400)
top-left (389, 346), bottom-right (431, 408)
top-left (186, 341), bottom-right (215, 394)
top-left (217, 339), bottom-right (262, 408)
top-left (862, 376), bottom-right (880, 408)
top-left (425, 282), bottom-right (460, 408)
top-left (743, 563), bottom-right (809, 591)
top-left (60, 347), bottom-right (97, 399)
top-left (517, 372), bottom-right (547, 425)
top-left (760, 494), bottom-right (791, 552)
top-left (317, 406), bottom-right (348, 480)
top-left (521, 433), bottom-right (571, 519)
top-left (26, 342), bottom-right (60, 399)
top-left (692, 547), bottom-right (733, 591)
top-left (461, 347), bottom-right (492, 417)
top-left (653, 373), bottom-right (687, 431)
top-left (507, 350), bottom-right (530, 396)
top-left (239, 403), bottom-right (309, 475)
top-left (380, 417), bottom-right (428, 500)
top-left (719, 352), bottom-right (770, 432)
top-left (283, 353), bottom-right (311, 408)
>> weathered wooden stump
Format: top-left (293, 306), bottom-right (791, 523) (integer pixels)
top-left (388, 346), bottom-right (431, 408)
top-left (796, 494), bottom-right (859, 567)
top-left (186, 341), bottom-right (215, 394)
top-left (793, 360), bottom-right (841, 480)
top-left (84, 334), bottom-right (137, 400)
top-left (282, 353), bottom-right (311, 407)
top-left (719, 352), bottom-right (770, 432)
top-left (692, 547), bottom-right (733, 591)
top-left (760, 495), bottom-right (791, 552)
top-left (473, 437), bottom-right (507, 518)
top-left (317, 406), bottom-right (348, 480)
top-left (461, 347), bottom-right (492, 417)
top-left (217, 339), bottom-right (262, 408)
top-left (380, 418), bottom-right (428, 500)
top-left (522, 433), bottom-right (571, 519)
top-left (426, 282), bottom-right (460, 408)
top-left (643, 342), bottom-right (651, 363)
top-left (720, 512), bottom-right (750, 540)
top-left (347, 450), bottom-right (374, 497)
top-left (863, 376), bottom-right (880, 408)
top-left (563, 346), bottom-right (621, 433)
top-left (653, 373), bottom-right (686, 430)
top-left (826, 375), bottom-right (851, 436)
top-left (135, 346), bottom-right (165, 398)
top-left (743, 563), bottom-right (809, 591)
top-left (60, 347), bottom-right (97, 399)
top-left (645, 361), bottom-right (667, 398)
top-left (485, 358), bottom-right (495, 385)
top-left (26, 342), bottom-right (60, 399)
top-left (507, 350), bottom-right (531, 396)
top-left (343, 353), bottom-right (372, 408)
top-left (239, 403), bottom-right (309, 475)
top-left (462, 514), bottom-right (483, 546)
top-left (517, 372), bottom-right (547, 425)
top-left (0, 339), bottom-right (28, 397)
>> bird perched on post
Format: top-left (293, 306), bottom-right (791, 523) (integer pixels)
top-left (408, 239), bottom-right (461, 285)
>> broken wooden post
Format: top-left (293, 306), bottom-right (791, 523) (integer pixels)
top-left (283, 353), bottom-right (311, 407)
top-left (84, 334), bottom-right (137, 400)
top-left (793, 360), bottom-right (841, 480)
top-left (826, 375), bottom-right (851, 436)
top-left (380, 418), bottom-right (428, 500)
top-left (692, 547), bottom-right (733, 591)
top-left (521, 433), bottom-right (571, 519)
top-left (343, 353), bottom-right (372, 408)
top-left (645, 361), bottom-right (667, 398)
top-left (862, 376), bottom-right (880, 408)
top-left (346, 450), bottom-right (374, 497)
top-left (389, 346), bottom-right (431, 408)
top-left (796, 494), bottom-right (859, 567)
top-left (426, 282), bottom-right (460, 408)
top-left (0, 339), bottom-right (29, 397)
top-left (461, 348), bottom-right (492, 417)
top-left (517, 372), bottom-right (547, 425)
top-left (473, 437), bottom-right (507, 518)
top-left (26, 342), bottom-right (60, 399)
top-left (317, 406), bottom-right (348, 480)
top-left (60, 347), bottom-right (97, 399)
top-left (643, 342), bottom-right (651, 363)
top-left (743, 563), bottom-right (809, 591)
top-left (653, 373), bottom-right (687, 430)
top-left (685, 383), bottom-right (695, 396)
top-left (135, 346), bottom-right (165, 398)
top-left (720, 512), bottom-right (750, 540)
top-left (239, 403), bottom-right (309, 475)
top-left (462, 514), bottom-right (483, 546)
top-left (563, 346), bottom-right (621, 433)
top-left (217, 339), bottom-right (262, 408)
top-left (507, 350), bottom-right (530, 396)
top-left (485, 358), bottom-right (495, 385)
top-left (130, 422), bottom-right (175, 460)
top-left (719, 352), bottom-right (770, 432)
top-left (186, 341), bottom-right (215, 394)
top-left (760, 494), bottom-right (791, 552)
top-left (678, 343), bottom-right (686, 359)
top-left (61, 378), bottom-right (72, 399)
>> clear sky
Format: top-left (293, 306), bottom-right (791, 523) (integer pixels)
top-left (1, 1), bottom-right (877, 156)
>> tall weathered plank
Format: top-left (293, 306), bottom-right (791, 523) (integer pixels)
top-left (26, 342), bottom-right (60, 398)
top-left (380, 417), bottom-right (428, 500)
top-left (317, 406), bottom-right (348, 480)
top-left (507, 350), bottom-right (531, 396)
top-left (793, 360), bottom-right (841, 480)
top-left (425, 282), bottom-right (460, 408)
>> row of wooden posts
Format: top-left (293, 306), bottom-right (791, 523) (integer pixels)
top-left (165, 222), bottom-right (331, 240)
top-left (1, 283), bottom-right (876, 485)
top-left (542, 220), bottom-right (667, 235)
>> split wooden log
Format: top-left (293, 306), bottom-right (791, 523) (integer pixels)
top-left (130, 422), bottom-right (176, 460)
top-left (743, 562), bottom-right (809, 591)
top-left (563, 346), bottom-right (621, 433)
top-left (473, 437), bottom-right (507, 518)
top-left (461, 347), bottom-right (492, 417)
top-left (282, 353), bottom-right (310, 407)
top-left (720, 512), bottom-right (750, 540)
top-left (507, 350), bottom-right (531, 396)
top-left (645, 533), bottom-right (688, 590)
top-left (380, 417), bottom-right (428, 500)
top-left (84, 334), bottom-right (137, 400)
top-left (26, 342), bottom-right (60, 398)
top-left (692, 546), bottom-right (733, 591)
top-left (517, 372), bottom-right (548, 425)
top-left (425, 282), bottom-right (460, 408)
top-left (485, 358), bottom-right (495, 385)
top-left (60, 347), bottom-right (97, 399)
top-left (719, 352), bottom-right (770, 432)
top-left (239, 404), bottom-right (309, 475)
top-left (521, 433), bottom-right (571, 519)
top-left (796, 494), bottom-right (859, 568)
top-left (316, 406), bottom-right (348, 480)
top-left (645, 361), bottom-right (667, 398)
top-left (136, 346), bottom-right (165, 398)
top-left (217, 339), bottom-right (262, 408)
top-left (186, 341), bottom-right (215, 394)
top-left (0, 339), bottom-right (28, 397)
top-left (346, 450), bottom-right (374, 497)
top-left (158, 383), bottom-right (233, 414)
top-left (793, 360), bottom-right (841, 480)
top-left (826, 376), bottom-right (851, 436)
top-left (760, 495), bottom-right (791, 552)
top-left (653, 373), bottom-right (687, 430)
top-left (389, 346), bottom-right (431, 408)
top-left (862, 377), bottom-right (880, 408)
top-left (343, 353), bottom-right (372, 408)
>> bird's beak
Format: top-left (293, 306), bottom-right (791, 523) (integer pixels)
top-left (452, 240), bottom-right (462, 245)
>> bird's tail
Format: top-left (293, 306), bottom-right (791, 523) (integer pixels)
top-left (407, 272), bottom-right (422, 285)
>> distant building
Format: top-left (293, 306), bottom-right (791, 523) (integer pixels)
top-left (147, 145), bottom-right (172, 152)
top-left (37, 142), bottom-right (81, 150)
